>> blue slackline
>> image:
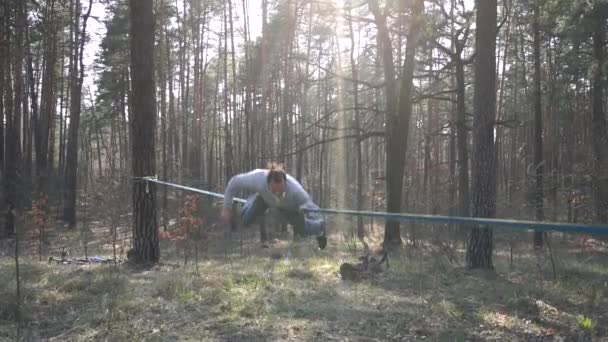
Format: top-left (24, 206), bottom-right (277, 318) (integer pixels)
top-left (136, 177), bottom-right (608, 235)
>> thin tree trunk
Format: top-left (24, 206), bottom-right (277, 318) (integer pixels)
top-left (448, 0), bottom-right (457, 220)
top-left (7, 0), bottom-right (25, 211)
top-left (591, 10), bottom-right (608, 224)
top-left (190, 2), bottom-right (201, 179)
top-left (23, 24), bottom-right (35, 206)
top-left (228, 0), bottom-right (239, 171)
top-left (223, 3), bottom-right (234, 181)
top-left (208, 30), bottom-right (222, 191)
top-left (63, 0), bottom-right (92, 227)
top-left (159, 8), bottom-right (168, 229)
top-left (564, 40), bottom-right (579, 222)
top-left (88, 91), bottom-right (103, 179)
top-left (58, 34), bottom-right (67, 185)
top-left (166, 24), bottom-right (176, 185)
top-left (0, 2), bottom-right (5, 175)
top-left (532, 0), bottom-right (545, 248)
top-left (243, 0), bottom-right (253, 170)
top-left (175, 0), bottom-right (187, 180)
top-left (496, 5), bottom-right (512, 204)
top-left (508, 31), bottom-right (520, 207)
top-left (348, 4), bottom-right (365, 239)
top-left (36, 0), bottom-right (58, 196)
top-left (370, 0), bottom-right (423, 245)
top-left (119, 75), bottom-right (128, 176)
top-left (455, 56), bottom-right (470, 217)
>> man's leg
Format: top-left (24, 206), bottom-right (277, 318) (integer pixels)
top-left (278, 209), bottom-right (306, 238)
top-left (241, 194), bottom-right (268, 226)
top-left (278, 209), bottom-right (326, 248)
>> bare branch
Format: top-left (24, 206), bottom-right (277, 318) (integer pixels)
top-left (282, 131), bottom-right (385, 158)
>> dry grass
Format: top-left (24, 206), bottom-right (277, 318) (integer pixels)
top-left (1, 224), bottom-right (607, 341)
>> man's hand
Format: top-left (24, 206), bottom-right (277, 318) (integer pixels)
top-left (220, 207), bottom-right (233, 225)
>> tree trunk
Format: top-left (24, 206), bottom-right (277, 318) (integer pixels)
top-left (369, 1), bottom-right (398, 243)
top-left (532, 0), bottom-right (545, 248)
top-left (370, 0), bottom-right (423, 245)
top-left (120, 73), bottom-right (129, 178)
top-left (448, 0), bottom-right (457, 218)
top-left (23, 24), bottom-right (34, 206)
top-left (228, 0), bottom-right (240, 172)
top-left (591, 10), bottom-right (608, 224)
top-left (223, 3), bottom-right (234, 181)
top-left (466, 0), bottom-right (497, 270)
top-left (243, 0), bottom-right (253, 170)
top-left (564, 40), bottom-right (579, 222)
top-left (159, 10), bottom-right (168, 229)
top-left (0, 2), bottom-right (5, 175)
top-left (508, 30), bottom-right (520, 208)
top-left (190, 2), bottom-right (201, 179)
top-left (6, 0), bottom-right (24, 211)
top-left (175, 0), bottom-right (188, 180)
top-left (208, 28), bottom-right (222, 191)
top-left (454, 55), bottom-right (470, 218)
top-left (91, 102), bottom-right (103, 179)
top-left (166, 24), bottom-right (176, 186)
top-left (58, 31), bottom-right (68, 185)
top-left (348, 5), bottom-right (365, 239)
top-left (129, 0), bottom-right (159, 263)
top-left (496, 5), bottom-right (512, 206)
top-left (63, 0), bottom-right (92, 227)
top-left (37, 0), bottom-right (58, 196)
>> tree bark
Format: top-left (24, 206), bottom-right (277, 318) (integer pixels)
top-left (466, 0), bottom-right (497, 270)
top-left (370, 0), bottom-right (423, 246)
top-left (6, 0), bottom-right (25, 211)
top-left (175, 0), bottom-right (188, 180)
top-left (223, 3), bottom-right (234, 181)
top-left (23, 23), bottom-right (34, 205)
top-left (348, 4), bottom-right (365, 240)
top-left (369, 0), bottom-right (398, 243)
top-left (159, 7), bottom-right (168, 229)
top-left (63, 0), bottom-right (92, 227)
top-left (166, 24), bottom-right (177, 186)
top-left (0, 2), bottom-right (5, 175)
top-left (37, 0), bottom-right (58, 196)
top-left (591, 10), bottom-right (608, 224)
top-left (532, 0), bottom-right (545, 248)
top-left (228, 0), bottom-right (240, 172)
top-left (129, 0), bottom-right (159, 263)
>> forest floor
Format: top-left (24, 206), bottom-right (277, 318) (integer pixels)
top-left (1, 218), bottom-right (608, 341)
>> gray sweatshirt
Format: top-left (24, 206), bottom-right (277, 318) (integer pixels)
top-left (223, 169), bottom-right (321, 213)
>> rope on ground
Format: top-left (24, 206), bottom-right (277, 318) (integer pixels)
top-left (135, 177), bottom-right (608, 235)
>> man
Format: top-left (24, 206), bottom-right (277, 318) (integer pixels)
top-left (221, 163), bottom-right (327, 249)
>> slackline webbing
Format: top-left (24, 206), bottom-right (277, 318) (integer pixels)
top-left (135, 177), bottom-right (608, 235)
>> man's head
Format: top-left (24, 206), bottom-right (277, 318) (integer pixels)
top-left (267, 163), bottom-right (287, 195)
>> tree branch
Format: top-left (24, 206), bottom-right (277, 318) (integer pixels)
top-left (283, 131), bottom-right (385, 158)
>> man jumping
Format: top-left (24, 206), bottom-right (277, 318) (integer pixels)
top-left (221, 163), bottom-right (327, 249)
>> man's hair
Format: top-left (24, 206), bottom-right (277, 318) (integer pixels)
top-left (267, 162), bottom-right (287, 184)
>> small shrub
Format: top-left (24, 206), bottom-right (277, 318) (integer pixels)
top-left (577, 315), bottom-right (595, 333)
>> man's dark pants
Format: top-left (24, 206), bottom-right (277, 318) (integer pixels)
top-left (241, 194), bottom-right (307, 237)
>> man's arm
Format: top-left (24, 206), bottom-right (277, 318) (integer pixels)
top-left (221, 170), bottom-right (266, 223)
top-left (223, 175), bottom-right (244, 210)
top-left (223, 169), bottom-right (264, 209)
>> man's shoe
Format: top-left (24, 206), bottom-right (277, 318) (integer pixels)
top-left (316, 234), bottom-right (327, 250)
